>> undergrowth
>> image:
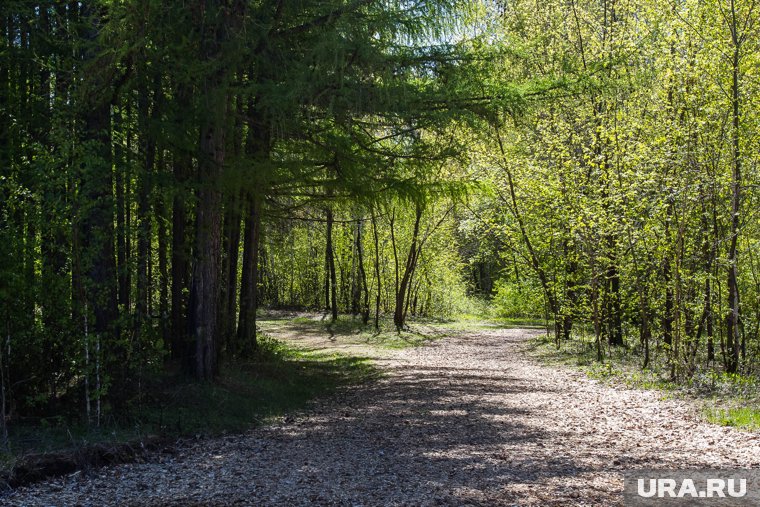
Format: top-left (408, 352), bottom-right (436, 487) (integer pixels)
top-left (258, 312), bottom-right (448, 349)
top-left (528, 333), bottom-right (760, 431)
top-left (2, 334), bottom-right (378, 468)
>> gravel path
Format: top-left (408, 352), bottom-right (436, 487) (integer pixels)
top-left (5, 328), bottom-right (760, 506)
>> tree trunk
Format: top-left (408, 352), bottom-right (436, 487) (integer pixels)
top-left (171, 149), bottom-right (192, 362)
top-left (325, 206), bottom-right (338, 321)
top-left (237, 194), bottom-right (261, 357)
top-left (157, 178), bottom-right (169, 347)
top-left (236, 93), bottom-right (268, 355)
top-left (79, 3), bottom-right (119, 383)
top-left (725, 25), bottom-right (741, 374)
top-left (187, 0), bottom-right (245, 379)
top-left (136, 73), bottom-right (157, 332)
top-left (371, 209), bottom-right (381, 330)
top-left (662, 204), bottom-right (674, 350)
top-left (36, 5), bottom-right (70, 406)
top-left (562, 239), bottom-right (577, 341)
top-left (494, 128), bottom-right (562, 340)
top-left (220, 97), bottom-right (246, 349)
top-left (115, 104), bottom-right (130, 314)
top-left (606, 253), bottom-right (623, 346)
top-left (221, 192), bottom-right (242, 348)
top-left (394, 205), bottom-right (422, 330)
top-left (350, 217), bottom-right (362, 316)
top-left (190, 118), bottom-right (225, 379)
top-left (356, 217), bottom-right (370, 324)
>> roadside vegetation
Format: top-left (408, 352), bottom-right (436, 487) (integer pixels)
top-left (528, 334), bottom-right (760, 431)
top-left (1, 330), bottom-right (378, 483)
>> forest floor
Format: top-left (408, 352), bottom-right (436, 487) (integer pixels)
top-left (4, 321), bottom-right (760, 506)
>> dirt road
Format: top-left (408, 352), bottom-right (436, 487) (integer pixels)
top-left (6, 328), bottom-right (759, 506)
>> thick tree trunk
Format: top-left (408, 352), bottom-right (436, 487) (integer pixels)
top-left (79, 3), bottom-right (119, 379)
top-left (171, 150), bottom-right (191, 362)
top-left (236, 96), bottom-right (268, 355)
top-left (220, 97), bottom-right (246, 349)
top-left (221, 193), bottom-right (242, 348)
top-left (190, 117), bottom-right (225, 380)
top-left (237, 195), bottom-right (261, 357)
top-left (187, 0), bottom-right (245, 379)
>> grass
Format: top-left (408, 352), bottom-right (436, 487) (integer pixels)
top-left (430, 313), bottom-right (548, 331)
top-left (703, 406), bottom-right (760, 430)
top-left (258, 312), bottom-right (548, 349)
top-left (258, 312), bottom-right (449, 349)
top-left (10, 310), bottom-right (462, 466)
top-left (135, 336), bottom-right (379, 436)
top-left (3, 334), bottom-right (379, 467)
top-left (528, 332), bottom-right (760, 431)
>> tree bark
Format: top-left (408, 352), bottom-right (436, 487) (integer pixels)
top-left (355, 217), bottom-right (370, 324)
top-left (190, 119), bottom-right (224, 379)
top-left (136, 72), bottom-right (158, 331)
top-left (188, 0), bottom-right (245, 379)
top-left (393, 204), bottom-right (422, 330)
top-left (350, 217), bottom-right (361, 316)
top-left (371, 209), bottom-right (381, 330)
top-left (325, 206), bottom-right (338, 321)
top-left (170, 82), bottom-right (193, 363)
top-left (157, 174), bottom-right (170, 347)
top-left (220, 192), bottom-right (242, 349)
top-left (237, 194), bottom-right (261, 356)
top-left (725, 12), bottom-right (741, 373)
top-left (79, 3), bottom-right (119, 378)
top-left (171, 149), bottom-right (192, 362)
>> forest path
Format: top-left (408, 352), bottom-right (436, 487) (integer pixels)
top-left (6, 327), bottom-right (760, 506)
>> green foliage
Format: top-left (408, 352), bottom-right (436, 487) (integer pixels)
top-left (703, 406), bottom-right (760, 431)
top-left (1, 336), bottom-right (377, 461)
top-left (260, 198), bottom-right (471, 319)
top-left (0, 0), bottom-right (483, 435)
top-left (531, 333), bottom-right (760, 431)
top-left (461, 0), bottom-right (760, 387)
top-left (490, 279), bottom-right (545, 319)
top-left (5, 0), bottom-right (760, 448)
top-left (258, 314), bottom-right (447, 350)
top-left (136, 339), bottom-right (378, 436)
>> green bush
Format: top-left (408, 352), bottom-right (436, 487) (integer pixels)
top-left (491, 279), bottom-right (545, 319)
